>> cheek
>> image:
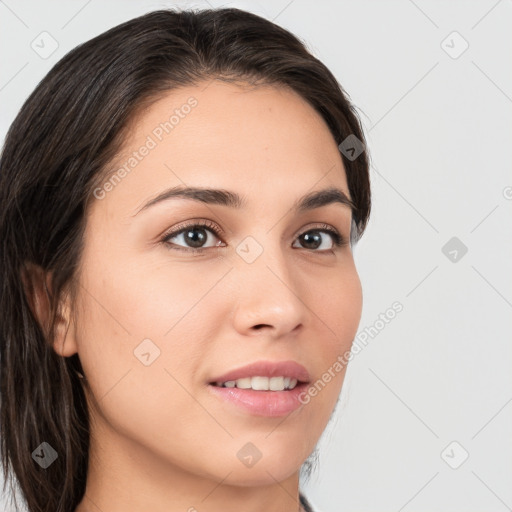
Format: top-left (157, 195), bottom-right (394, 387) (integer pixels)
top-left (73, 266), bottom-right (223, 462)
top-left (300, 264), bottom-right (362, 421)
top-left (72, 254), bottom-right (228, 409)
top-left (337, 271), bottom-right (362, 344)
top-left (313, 262), bottom-right (363, 350)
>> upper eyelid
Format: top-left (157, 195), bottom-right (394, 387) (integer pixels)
top-left (163, 220), bottom-right (223, 239)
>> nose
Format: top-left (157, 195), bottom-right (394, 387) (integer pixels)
top-left (230, 244), bottom-right (308, 338)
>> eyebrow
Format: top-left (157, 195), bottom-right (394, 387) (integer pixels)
top-left (133, 185), bottom-right (355, 216)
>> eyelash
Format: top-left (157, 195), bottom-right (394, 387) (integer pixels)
top-left (161, 220), bottom-right (348, 254)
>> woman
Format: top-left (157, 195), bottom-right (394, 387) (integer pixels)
top-left (0, 8), bottom-right (371, 512)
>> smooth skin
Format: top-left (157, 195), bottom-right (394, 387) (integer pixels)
top-left (30, 80), bottom-right (363, 512)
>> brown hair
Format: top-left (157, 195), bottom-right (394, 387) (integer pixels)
top-left (0, 7), bottom-right (371, 512)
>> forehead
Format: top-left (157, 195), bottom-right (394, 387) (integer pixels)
top-left (91, 80), bottom-right (349, 217)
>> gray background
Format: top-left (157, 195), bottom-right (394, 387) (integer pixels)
top-left (1, 1), bottom-right (511, 511)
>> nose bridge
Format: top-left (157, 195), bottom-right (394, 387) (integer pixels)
top-left (230, 233), bottom-right (307, 335)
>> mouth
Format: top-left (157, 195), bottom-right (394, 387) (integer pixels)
top-left (207, 380), bottom-right (310, 417)
top-left (209, 376), bottom-right (304, 391)
top-left (206, 360), bottom-right (311, 417)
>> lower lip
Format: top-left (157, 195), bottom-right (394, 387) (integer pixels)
top-left (207, 382), bottom-right (309, 417)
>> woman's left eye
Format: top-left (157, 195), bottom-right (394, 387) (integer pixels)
top-left (292, 227), bottom-right (345, 251)
top-left (162, 222), bottom-right (346, 253)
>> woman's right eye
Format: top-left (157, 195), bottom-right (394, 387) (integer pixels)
top-left (162, 222), bottom-right (225, 252)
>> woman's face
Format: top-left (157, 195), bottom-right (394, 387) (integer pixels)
top-left (67, 80), bottom-right (362, 486)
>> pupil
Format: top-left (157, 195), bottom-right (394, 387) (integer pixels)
top-left (302, 231), bottom-right (321, 249)
top-left (186, 228), bottom-right (207, 248)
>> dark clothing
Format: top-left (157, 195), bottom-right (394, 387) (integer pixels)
top-left (299, 492), bottom-right (314, 512)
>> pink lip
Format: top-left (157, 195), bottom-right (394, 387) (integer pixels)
top-left (207, 360), bottom-right (311, 417)
top-left (208, 382), bottom-right (309, 417)
top-left (208, 360), bottom-right (311, 384)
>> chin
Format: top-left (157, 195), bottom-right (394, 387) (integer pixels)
top-left (215, 446), bottom-right (306, 486)
top-left (222, 464), bottom-right (301, 487)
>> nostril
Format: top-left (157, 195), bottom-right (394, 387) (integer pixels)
top-left (252, 324), bottom-right (270, 330)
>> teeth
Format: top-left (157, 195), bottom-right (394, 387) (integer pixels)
top-left (250, 376), bottom-right (268, 390)
top-left (215, 376), bottom-right (299, 390)
top-left (235, 377), bottom-right (252, 389)
top-left (269, 376), bottom-right (284, 391)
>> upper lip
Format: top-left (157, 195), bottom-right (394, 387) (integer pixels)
top-left (209, 360), bottom-right (311, 384)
